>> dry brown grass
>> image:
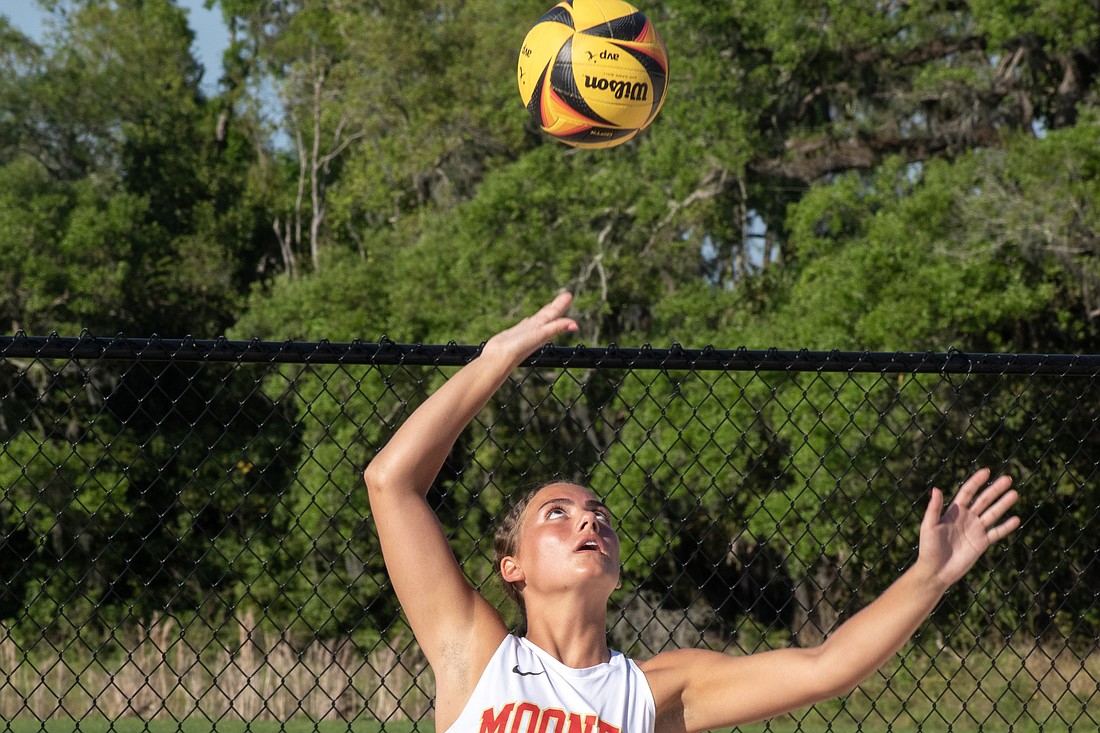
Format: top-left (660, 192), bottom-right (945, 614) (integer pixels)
top-left (2, 616), bottom-right (1095, 731)
top-left (803, 641), bottom-right (1100, 731)
top-left (0, 614), bottom-right (433, 723)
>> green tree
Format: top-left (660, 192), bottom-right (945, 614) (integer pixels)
top-left (0, 0), bottom-right (276, 336)
top-left (225, 0), bottom-right (1100, 653)
top-left (5, 0), bottom-right (1097, 656)
top-left (0, 0), bottom-right (283, 649)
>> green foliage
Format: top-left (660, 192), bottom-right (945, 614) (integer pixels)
top-left (4, 0), bottom-right (1100, 658)
top-left (971, 0), bottom-right (1100, 51)
top-left (231, 249), bottom-right (393, 342)
top-left (764, 120), bottom-right (1100, 352)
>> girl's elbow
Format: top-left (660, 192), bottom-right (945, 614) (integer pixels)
top-left (363, 459), bottom-right (390, 496)
top-left (821, 677), bottom-right (861, 700)
top-left (802, 645), bottom-right (866, 701)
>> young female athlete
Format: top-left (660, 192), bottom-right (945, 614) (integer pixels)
top-left (364, 292), bottom-right (1021, 733)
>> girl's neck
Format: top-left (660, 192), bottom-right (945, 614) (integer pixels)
top-left (523, 603), bottom-right (611, 668)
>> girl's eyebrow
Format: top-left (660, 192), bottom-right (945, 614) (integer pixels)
top-left (538, 497), bottom-right (572, 512)
top-left (537, 497), bottom-right (612, 515)
top-left (586, 499), bottom-right (613, 515)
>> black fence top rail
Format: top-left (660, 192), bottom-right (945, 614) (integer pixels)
top-left (3, 333), bottom-right (1100, 375)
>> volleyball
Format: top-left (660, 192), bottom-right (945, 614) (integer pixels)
top-left (517, 0), bottom-right (669, 149)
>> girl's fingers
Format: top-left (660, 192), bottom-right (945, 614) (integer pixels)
top-left (922, 486), bottom-right (945, 531)
top-left (969, 474), bottom-right (1014, 516)
top-left (533, 292), bottom-right (573, 323)
top-left (986, 515), bottom-right (1022, 544)
top-left (951, 467), bottom-right (991, 509)
top-left (524, 293), bottom-right (577, 338)
top-left (980, 486), bottom-right (1019, 528)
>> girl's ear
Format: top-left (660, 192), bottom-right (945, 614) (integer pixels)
top-left (500, 556), bottom-right (525, 584)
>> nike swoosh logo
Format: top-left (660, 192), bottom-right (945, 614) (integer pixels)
top-left (512, 665), bottom-right (545, 676)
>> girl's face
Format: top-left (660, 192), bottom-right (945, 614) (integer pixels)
top-left (503, 483), bottom-right (621, 598)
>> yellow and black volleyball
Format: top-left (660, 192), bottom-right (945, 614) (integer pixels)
top-left (517, 0), bottom-right (669, 149)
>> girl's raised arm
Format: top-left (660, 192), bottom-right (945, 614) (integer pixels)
top-left (363, 293), bottom-right (578, 720)
top-left (642, 468), bottom-right (1020, 733)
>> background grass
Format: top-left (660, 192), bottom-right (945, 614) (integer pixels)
top-left (2, 720), bottom-right (419, 733)
top-left (0, 718), bottom-right (1067, 733)
top-left (2, 628), bottom-right (1094, 733)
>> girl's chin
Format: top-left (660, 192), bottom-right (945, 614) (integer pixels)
top-left (571, 568), bottom-right (621, 592)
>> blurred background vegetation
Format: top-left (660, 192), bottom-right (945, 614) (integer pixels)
top-left (1, 0), bottom-right (1099, 728)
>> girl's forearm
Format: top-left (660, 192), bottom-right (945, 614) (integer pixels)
top-left (364, 351), bottom-right (515, 498)
top-left (815, 562), bottom-right (948, 695)
top-left (365, 293), bottom-right (578, 501)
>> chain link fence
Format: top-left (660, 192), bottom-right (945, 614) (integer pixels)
top-left (0, 334), bottom-right (1097, 732)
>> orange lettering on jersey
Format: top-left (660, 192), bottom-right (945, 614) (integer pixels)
top-left (510, 702), bottom-right (541, 733)
top-left (482, 703), bottom-right (619, 733)
top-left (566, 712), bottom-right (599, 733)
top-left (480, 703), bottom-right (515, 733)
top-left (537, 708), bottom-right (567, 733)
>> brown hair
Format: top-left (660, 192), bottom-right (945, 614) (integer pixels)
top-left (492, 485), bottom-right (543, 627)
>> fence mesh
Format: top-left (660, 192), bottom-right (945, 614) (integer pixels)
top-left (0, 334), bottom-right (1097, 732)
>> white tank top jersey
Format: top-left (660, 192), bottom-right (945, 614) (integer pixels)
top-left (443, 634), bottom-right (656, 733)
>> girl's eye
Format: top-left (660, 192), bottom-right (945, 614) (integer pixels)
top-left (547, 507), bottom-right (566, 518)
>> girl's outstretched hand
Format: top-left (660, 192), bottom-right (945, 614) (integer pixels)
top-left (918, 468), bottom-right (1020, 588)
top-left (481, 292), bottom-right (579, 366)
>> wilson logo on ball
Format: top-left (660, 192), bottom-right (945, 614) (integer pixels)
top-left (517, 0), bottom-right (669, 150)
top-left (584, 76), bottom-right (649, 101)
